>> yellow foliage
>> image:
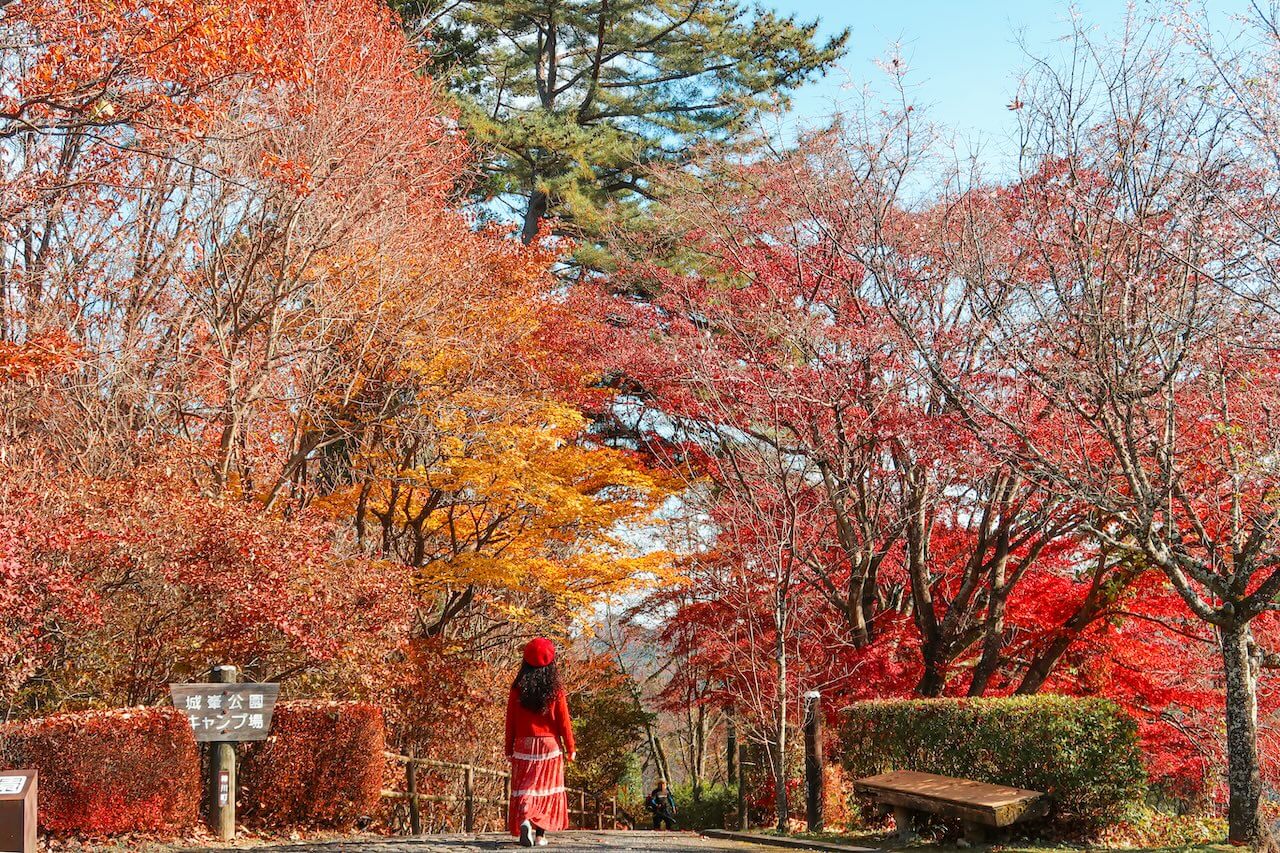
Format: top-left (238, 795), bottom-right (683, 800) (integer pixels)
top-left (299, 234), bottom-right (677, 632)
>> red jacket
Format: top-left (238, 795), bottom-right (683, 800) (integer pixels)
top-left (505, 687), bottom-right (575, 757)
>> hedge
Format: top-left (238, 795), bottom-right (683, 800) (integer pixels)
top-left (0, 707), bottom-right (200, 835)
top-left (839, 695), bottom-right (1146, 835)
top-left (240, 700), bottom-right (384, 829)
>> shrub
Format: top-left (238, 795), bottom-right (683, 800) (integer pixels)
top-left (822, 762), bottom-right (856, 832)
top-left (0, 707), bottom-right (200, 835)
top-left (1099, 808), bottom-right (1228, 848)
top-left (839, 695), bottom-right (1147, 836)
top-left (738, 739), bottom-right (805, 829)
top-left (670, 782), bottom-right (737, 830)
top-left (240, 700), bottom-right (384, 829)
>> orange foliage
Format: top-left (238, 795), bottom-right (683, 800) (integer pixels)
top-left (3, 0), bottom-right (305, 137)
top-left (0, 0), bottom-right (669, 748)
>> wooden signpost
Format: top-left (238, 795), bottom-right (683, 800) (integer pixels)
top-left (170, 666), bottom-right (279, 841)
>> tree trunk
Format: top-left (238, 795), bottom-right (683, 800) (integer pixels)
top-left (915, 640), bottom-right (947, 697)
top-left (521, 189), bottom-right (549, 244)
top-left (968, 591), bottom-right (1010, 696)
top-left (1016, 631), bottom-right (1073, 695)
top-left (1220, 620), bottom-right (1273, 849)
top-left (903, 469), bottom-right (945, 698)
top-left (773, 623), bottom-right (789, 833)
top-left (650, 731), bottom-right (671, 786)
top-left (967, 623), bottom-right (1003, 697)
top-left (772, 719), bottom-right (789, 833)
top-left (726, 711), bottom-right (737, 783)
top-left (692, 703), bottom-right (706, 802)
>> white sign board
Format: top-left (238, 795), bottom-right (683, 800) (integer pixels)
top-left (0, 777), bottom-right (24, 795)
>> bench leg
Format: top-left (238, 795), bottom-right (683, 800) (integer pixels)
top-left (962, 820), bottom-right (987, 844)
top-left (892, 806), bottom-right (918, 842)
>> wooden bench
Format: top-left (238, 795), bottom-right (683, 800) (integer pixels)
top-left (854, 770), bottom-right (1047, 843)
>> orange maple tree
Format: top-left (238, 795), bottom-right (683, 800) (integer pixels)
top-left (0, 0), bottom-right (671, 741)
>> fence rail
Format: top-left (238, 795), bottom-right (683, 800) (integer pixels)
top-left (382, 750), bottom-right (623, 835)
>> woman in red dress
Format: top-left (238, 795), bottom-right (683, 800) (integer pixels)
top-left (506, 638), bottom-right (575, 847)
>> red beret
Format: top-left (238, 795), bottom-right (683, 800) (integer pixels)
top-left (523, 637), bottom-right (556, 668)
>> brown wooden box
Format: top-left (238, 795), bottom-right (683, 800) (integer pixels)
top-left (0, 769), bottom-right (37, 853)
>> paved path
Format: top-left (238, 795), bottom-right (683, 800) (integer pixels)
top-left (184, 831), bottom-right (785, 853)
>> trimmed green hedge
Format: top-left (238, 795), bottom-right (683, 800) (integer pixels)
top-left (839, 696), bottom-right (1146, 836)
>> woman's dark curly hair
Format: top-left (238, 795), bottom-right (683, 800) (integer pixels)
top-left (513, 660), bottom-right (561, 713)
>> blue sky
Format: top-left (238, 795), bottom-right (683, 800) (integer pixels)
top-left (777, 1), bottom-right (1252, 152)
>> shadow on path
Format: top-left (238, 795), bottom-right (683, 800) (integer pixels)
top-left (180, 830), bottom-right (772, 853)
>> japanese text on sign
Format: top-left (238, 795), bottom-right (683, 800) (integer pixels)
top-left (168, 683), bottom-right (280, 742)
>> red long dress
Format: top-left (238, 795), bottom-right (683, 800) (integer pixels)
top-left (505, 687), bottom-right (575, 835)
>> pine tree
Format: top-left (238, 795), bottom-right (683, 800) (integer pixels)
top-left (392, 0), bottom-right (847, 268)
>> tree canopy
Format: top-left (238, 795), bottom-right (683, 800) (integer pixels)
top-left (392, 0), bottom-right (848, 267)
top-left (2, 0), bottom-right (1279, 848)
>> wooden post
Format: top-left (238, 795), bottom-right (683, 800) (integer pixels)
top-left (803, 690), bottom-right (824, 833)
top-left (579, 790), bottom-right (586, 829)
top-left (611, 795), bottom-right (618, 830)
top-left (463, 765), bottom-right (475, 833)
top-left (893, 805), bottom-right (916, 841)
top-left (736, 740), bottom-right (748, 830)
top-left (595, 796), bottom-right (603, 830)
top-left (406, 750), bottom-right (422, 835)
top-left (208, 665), bottom-right (237, 841)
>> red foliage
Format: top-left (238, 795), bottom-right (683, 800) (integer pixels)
top-left (0, 465), bottom-right (413, 708)
top-left (240, 700), bottom-right (385, 829)
top-left (0, 510), bottom-right (98, 702)
top-left (0, 707), bottom-right (200, 836)
top-left (579, 129), bottom-right (1280, 814)
top-left (0, 337), bottom-right (92, 701)
top-left (385, 638), bottom-right (505, 763)
top-left (70, 469), bottom-right (410, 667)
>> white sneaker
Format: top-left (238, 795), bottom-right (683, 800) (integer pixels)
top-left (537, 837), bottom-right (548, 847)
top-left (519, 820), bottom-right (534, 847)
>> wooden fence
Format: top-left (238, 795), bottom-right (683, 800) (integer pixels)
top-left (382, 750), bottom-right (624, 835)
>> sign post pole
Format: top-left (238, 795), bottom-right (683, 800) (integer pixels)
top-left (170, 669), bottom-right (279, 842)
top-left (210, 665), bottom-right (237, 840)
